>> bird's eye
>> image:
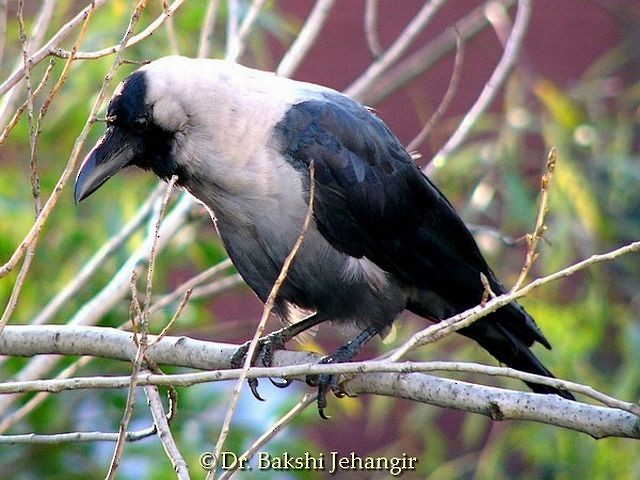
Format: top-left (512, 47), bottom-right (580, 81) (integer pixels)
top-left (131, 116), bottom-right (149, 132)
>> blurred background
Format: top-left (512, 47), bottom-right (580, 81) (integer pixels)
top-left (0, 0), bottom-right (639, 478)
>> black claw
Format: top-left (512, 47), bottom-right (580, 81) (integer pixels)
top-left (269, 377), bottom-right (292, 388)
top-left (317, 387), bottom-right (331, 419)
top-left (231, 329), bottom-right (299, 401)
top-left (248, 378), bottom-right (265, 401)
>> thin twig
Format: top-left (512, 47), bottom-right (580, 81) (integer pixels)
top-left (388, 239), bottom-right (640, 361)
top-left (407, 31), bottom-right (465, 152)
top-left (144, 385), bottom-right (190, 479)
top-left (511, 147), bottom-right (556, 292)
top-left (0, 0), bottom-right (57, 127)
top-left (162, 0), bottom-right (181, 55)
top-left (0, 0), bottom-right (98, 106)
top-left (0, 428), bottom-right (157, 445)
top-left (364, 0), bottom-right (383, 59)
top-left (0, 334), bottom-right (638, 417)
top-left (359, 0), bottom-right (516, 106)
top-left (276, 0), bottom-right (336, 78)
top-left (218, 394), bottom-right (316, 479)
top-left (17, 0), bottom-right (39, 213)
top-left (30, 183), bottom-right (164, 327)
top-left (0, 355), bottom-right (94, 433)
top-left (345, 0), bottom-right (448, 99)
top-left (0, 0), bottom-right (95, 331)
top-left (143, 176), bottom-right (178, 320)
top-left (211, 162), bottom-right (317, 476)
top-left (428, 0), bottom-right (531, 172)
top-left (152, 288), bottom-right (193, 346)
top-left (226, 0), bottom-right (268, 63)
top-left (198, 0), bottom-right (221, 58)
top-left (0, 59), bottom-right (55, 145)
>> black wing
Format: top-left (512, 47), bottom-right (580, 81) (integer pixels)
top-left (276, 95), bottom-right (497, 309)
top-left (273, 94), bottom-right (577, 400)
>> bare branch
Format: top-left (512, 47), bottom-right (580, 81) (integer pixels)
top-left (144, 385), bottom-right (190, 479)
top-left (345, 372), bottom-right (637, 440)
top-left (219, 394), bottom-right (316, 479)
top-left (0, 0), bottom-right (108, 101)
top-left (48, 0), bottom-right (186, 61)
top-left (226, 0), bottom-right (268, 63)
top-left (512, 147), bottom-right (556, 291)
top-left (364, 0), bottom-right (383, 59)
top-left (407, 31), bottom-right (465, 152)
top-left (345, 0), bottom-right (448, 99)
top-left (1, 326), bottom-right (636, 415)
top-left (0, 428), bottom-right (157, 445)
top-left (388, 239), bottom-right (640, 361)
top-left (1, 325), bottom-right (638, 440)
top-left (428, 0), bottom-right (531, 172)
top-left (359, 0), bottom-right (516, 106)
top-left (198, 0), bottom-right (221, 58)
top-left (276, 0), bottom-right (336, 78)
top-left (212, 162), bottom-right (317, 468)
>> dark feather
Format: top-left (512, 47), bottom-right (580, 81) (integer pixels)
top-left (275, 95), bottom-right (573, 400)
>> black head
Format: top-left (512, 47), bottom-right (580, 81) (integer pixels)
top-left (74, 69), bottom-right (181, 203)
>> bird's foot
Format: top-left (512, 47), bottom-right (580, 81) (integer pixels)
top-left (305, 354), bottom-right (347, 419)
top-left (304, 326), bottom-right (380, 418)
top-left (230, 331), bottom-right (292, 401)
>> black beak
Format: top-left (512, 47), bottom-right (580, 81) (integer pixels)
top-left (74, 126), bottom-right (140, 203)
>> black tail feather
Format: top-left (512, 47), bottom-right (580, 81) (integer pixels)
top-left (458, 303), bottom-right (575, 401)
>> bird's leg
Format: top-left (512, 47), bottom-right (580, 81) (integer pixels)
top-left (306, 325), bottom-right (381, 419)
top-left (230, 313), bottom-right (324, 400)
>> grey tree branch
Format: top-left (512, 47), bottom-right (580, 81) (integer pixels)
top-left (144, 385), bottom-right (190, 479)
top-left (358, 0), bottom-right (516, 106)
top-left (276, 0), bottom-right (336, 78)
top-left (427, 0), bottom-right (531, 172)
top-left (0, 325), bottom-right (637, 440)
top-left (345, 0), bottom-right (448, 100)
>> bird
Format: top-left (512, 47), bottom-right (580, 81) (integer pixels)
top-left (74, 56), bottom-right (574, 416)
